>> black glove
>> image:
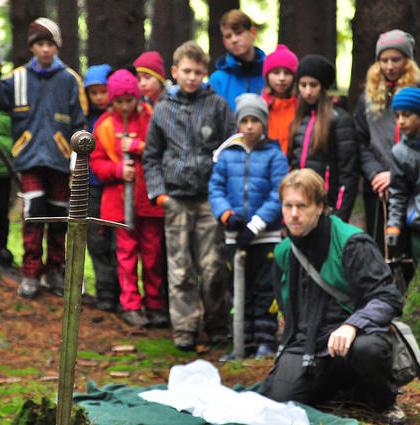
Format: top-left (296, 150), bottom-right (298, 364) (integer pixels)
top-left (226, 214), bottom-right (246, 231)
top-left (236, 226), bottom-right (256, 248)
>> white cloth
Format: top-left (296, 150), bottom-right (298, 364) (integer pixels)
top-left (139, 359), bottom-right (309, 425)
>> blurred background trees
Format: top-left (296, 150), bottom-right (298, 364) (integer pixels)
top-left (3, 0), bottom-right (420, 110)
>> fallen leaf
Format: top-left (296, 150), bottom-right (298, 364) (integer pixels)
top-left (112, 345), bottom-right (136, 353)
top-left (110, 371), bottom-right (130, 378)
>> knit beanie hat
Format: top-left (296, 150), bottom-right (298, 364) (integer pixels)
top-left (376, 29), bottom-right (415, 60)
top-left (263, 44), bottom-right (299, 78)
top-left (107, 69), bottom-right (141, 101)
top-left (133, 51), bottom-right (166, 85)
top-left (391, 87), bottom-right (420, 113)
top-left (235, 93), bottom-right (268, 129)
top-left (28, 17), bottom-right (62, 47)
top-left (296, 54), bottom-right (335, 89)
top-left (84, 64), bottom-right (112, 88)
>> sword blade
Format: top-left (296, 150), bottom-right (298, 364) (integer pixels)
top-left (56, 220), bottom-right (87, 425)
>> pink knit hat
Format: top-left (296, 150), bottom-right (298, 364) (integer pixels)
top-left (133, 51), bottom-right (166, 84)
top-left (263, 44), bottom-right (299, 78)
top-left (107, 69), bottom-right (141, 101)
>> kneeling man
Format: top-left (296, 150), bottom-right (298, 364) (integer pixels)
top-left (261, 169), bottom-right (405, 425)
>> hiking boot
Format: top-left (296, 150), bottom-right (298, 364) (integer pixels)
top-left (17, 277), bottom-right (40, 298)
top-left (381, 404), bottom-right (406, 425)
top-left (120, 309), bottom-right (149, 327)
top-left (96, 299), bottom-right (117, 312)
top-left (0, 248), bottom-right (13, 267)
top-left (42, 268), bottom-right (65, 296)
top-left (147, 309), bottom-right (169, 328)
top-left (174, 332), bottom-right (196, 352)
top-left (255, 343), bottom-right (275, 359)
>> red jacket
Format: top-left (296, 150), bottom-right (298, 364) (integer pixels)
top-left (90, 103), bottom-right (164, 221)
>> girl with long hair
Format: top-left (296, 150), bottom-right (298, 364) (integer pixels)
top-left (288, 55), bottom-right (358, 222)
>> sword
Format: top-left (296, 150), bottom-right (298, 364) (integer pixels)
top-left (122, 112), bottom-right (135, 230)
top-left (25, 130), bottom-right (127, 425)
top-left (0, 146), bottom-right (22, 190)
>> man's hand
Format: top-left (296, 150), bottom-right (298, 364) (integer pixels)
top-left (327, 324), bottom-right (357, 358)
top-left (371, 171), bottom-right (390, 197)
top-left (123, 159), bottom-right (135, 182)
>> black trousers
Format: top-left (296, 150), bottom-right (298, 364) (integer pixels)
top-left (0, 177), bottom-right (11, 250)
top-left (86, 185), bottom-right (119, 304)
top-left (227, 243), bottom-right (278, 347)
top-left (260, 332), bottom-right (397, 411)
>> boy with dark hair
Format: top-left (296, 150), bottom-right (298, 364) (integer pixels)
top-left (386, 87), bottom-right (420, 266)
top-left (143, 41), bottom-right (236, 350)
top-left (0, 17), bottom-right (87, 298)
top-left (209, 9), bottom-right (266, 111)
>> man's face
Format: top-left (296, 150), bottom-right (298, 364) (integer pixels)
top-left (221, 26), bottom-right (256, 61)
top-left (171, 57), bottom-right (207, 94)
top-left (30, 40), bottom-right (57, 68)
top-left (395, 110), bottom-right (420, 137)
top-left (282, 187), bottom-right (323, 237)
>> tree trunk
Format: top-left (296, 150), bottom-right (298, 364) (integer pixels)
top-left (10, 0), bottom-right (45, 66)
top-left (207, 0), bottom-right (239, 73)
top-left (150, 0), bottom-right (193, 79)
top-left (349, 0), bottom-right (420, 111)
top-left (58, 0), bottom-right (79, 72)
top-left (87, 0), bottom-right (145, 68)
top-left (279, 0), bottom-right (336, 67)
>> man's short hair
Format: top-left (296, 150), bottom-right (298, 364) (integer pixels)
top-left (220, 9), bottom-right (253, 32)
top-left (279, 169), bottom-right (328, 208)
top-left (173, 41), bottom-right (209, 68)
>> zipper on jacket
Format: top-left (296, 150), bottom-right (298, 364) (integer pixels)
top-left (300, 110), bottom-right (316, 169)
top-left (335, 185), bottom-right (345, 210)
top-left (244, 151), bottom-right (250, 218)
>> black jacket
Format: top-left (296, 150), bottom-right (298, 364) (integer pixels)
top-left (289, 106), bottom-right (358, 221)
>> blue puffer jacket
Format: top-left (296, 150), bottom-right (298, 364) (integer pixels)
top-left (209, 134), bottom-right (288, 243)
top-left (209, 47), bottom-right (266, 111)
top-left (0, 56), bottom-right (87, 173)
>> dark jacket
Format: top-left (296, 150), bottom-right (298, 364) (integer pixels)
top-left (289, 106), bottom-right (358, 221)
top-left (209, 47), bottom-right (266, 111)
top-left (142, 83), bottom-right (236, 201)
top-left (354, 92), bottom-right (395, 181)
top-left (209, 134), bottom-right (288, 244)
top-left (0, 57), bottom-right (87, 174)
top-left (388, 135), bottom-right (420, 231)
top-left (274, 215), bottom-right (403, 354)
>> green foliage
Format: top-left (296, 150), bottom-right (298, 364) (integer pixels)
top-left (137, 338), bottom-right (195, 359)
top-left (11, 397), bottom-right (91, 425)
top-left (0, 365), bottom-right (39, 377)
top-left (402, 269), bottom-right (420, 341)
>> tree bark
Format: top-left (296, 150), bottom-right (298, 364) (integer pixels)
top-left (10, 0), bottom-right (45, 66)
top-left (58, 0), bottom-right (79, 72)
top-left (349, 0), bottom-right (420, 110)
top-left (87, 0), bottom-right (145, 68)
top-left (207, 0), bottom-right (239, 73)
top-left (150, 0), bottom-right (193, 79)
top-left (279, 0), bottom-right (336, 67)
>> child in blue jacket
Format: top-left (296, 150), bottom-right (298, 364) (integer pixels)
top-left (209, 93), bottom-right (288, 358)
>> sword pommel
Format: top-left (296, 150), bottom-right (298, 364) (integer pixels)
top-left (70, 130), bottom-right (95, 154)
top-left (69, 131), bottom-right (95, 220)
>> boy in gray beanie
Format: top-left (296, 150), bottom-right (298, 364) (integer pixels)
top-left (209, 93), bottom-right (288, 359)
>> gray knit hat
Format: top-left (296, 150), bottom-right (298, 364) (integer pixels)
top-left (376, 29), bottom-right (415, 60)
top-left (235, 93), bottom-right (268, 129)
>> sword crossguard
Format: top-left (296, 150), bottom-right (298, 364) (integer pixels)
top-left (25, 130), bottom-right (128, 230)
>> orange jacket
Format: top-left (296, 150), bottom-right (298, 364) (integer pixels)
top-left (262, 90), bottom-right (297, 155)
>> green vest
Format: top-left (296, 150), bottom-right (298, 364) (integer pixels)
top-left (274, 215), bottom-right (362, 312)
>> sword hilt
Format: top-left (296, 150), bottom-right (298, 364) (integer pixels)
top-left (69, 130), bottom-right (95, 220)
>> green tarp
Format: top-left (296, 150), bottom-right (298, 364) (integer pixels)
top-left (74, 381), bottom-right (358, 425)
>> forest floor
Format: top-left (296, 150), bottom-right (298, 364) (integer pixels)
top-left (0, 268), bottom-right (419, 425)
